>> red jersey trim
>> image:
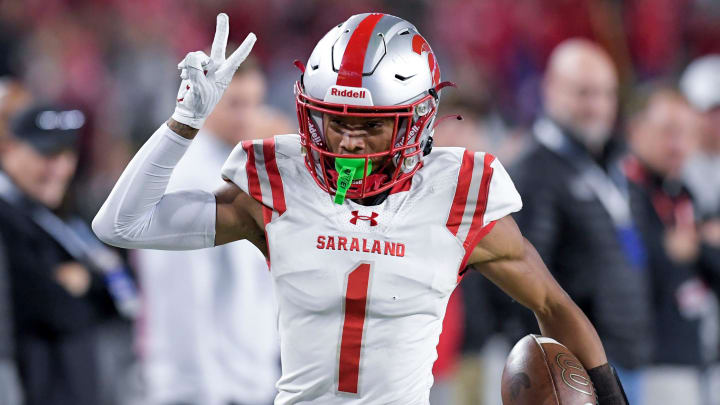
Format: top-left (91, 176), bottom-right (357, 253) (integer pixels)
top-left (242, 139), bottom-right (287, 217)
top-left (388, 173), bottom-right (414, 195)
top-left (467, 153), bottom-right (495, 242)
top-left (457, 220), bottom-right (497, 280)
top-left (336, 13), bottom-right (384, 88)
top-left (262, 138), bottom-right (287, 215)
top-left (446, 150), bottom-right (475, 235)
top-left (242, 140), bottom-right (263, 203)
top-left (454, 152), bottom-right (496, 277)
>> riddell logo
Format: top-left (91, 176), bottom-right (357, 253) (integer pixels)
top-left (350, 211), bottom-right (379, 226)
top-left (330, 88), bottom-right (367, 99)
top-left (408, 122), bottom-right (420, 140)
top-left (307, 118), bottom-right (323, 146)
top-left (325, 86), bottom-right (373, 106)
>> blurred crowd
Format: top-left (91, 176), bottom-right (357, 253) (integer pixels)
top-left (1, 0), bottom-right (720, 404)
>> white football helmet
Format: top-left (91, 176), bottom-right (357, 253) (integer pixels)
top-left (295, 13), bottom-right (452, 199)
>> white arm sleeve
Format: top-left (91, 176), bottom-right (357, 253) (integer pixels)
top-left (92, 124), bottom-right (216, 250)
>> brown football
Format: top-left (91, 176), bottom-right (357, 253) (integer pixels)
top-left (501, 334), bottom-right (597, 405)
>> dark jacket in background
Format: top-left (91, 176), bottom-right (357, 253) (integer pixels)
top-left (625, 157), bottom-right (720, 365)
top-left (510, 119), bottom-right (653, 369)
top-left (459, 270), bottom-right (532, 352)
top-left (0, 173), bottom-right (113, 405)
top-left (0, 235), bottom-right (13, 360)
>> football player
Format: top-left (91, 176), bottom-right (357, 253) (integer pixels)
top-left (93, 13), bottom-right (628, 405)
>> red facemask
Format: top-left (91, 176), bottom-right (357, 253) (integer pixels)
top-left (295, 81), bottom-right (438, 200)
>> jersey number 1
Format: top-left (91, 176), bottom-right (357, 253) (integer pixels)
top-left (338, 263), bottom-right (371, 394)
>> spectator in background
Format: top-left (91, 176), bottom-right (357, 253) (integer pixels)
top-left (0, 78), bottom-right (31, 138)
top-left (0, 103), bottom-right (116, 405)
top-left (134, 59), bottom-right (289, 405)
top-left (624, 84), bottom-right (720, 405)
top-left (680, 59), bottom-right (720, 388)
top-left (511, 39), bottom-right (653, 404)
top-left (0, 77), bottom-right (30, 405)
top-left (681, 55), bottom-right (720, 249)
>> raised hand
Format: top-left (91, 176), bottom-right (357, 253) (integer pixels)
top-left (171, 13), bottom-right (256, 129)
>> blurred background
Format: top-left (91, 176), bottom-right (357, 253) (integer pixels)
top-left (0, 0), bottom-right (719, 404)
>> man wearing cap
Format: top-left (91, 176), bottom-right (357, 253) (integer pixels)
top-left (0, 104), bottom-right (113, 405)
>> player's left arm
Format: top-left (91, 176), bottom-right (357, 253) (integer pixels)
top-left (468, 215), bottom-right (628, 405)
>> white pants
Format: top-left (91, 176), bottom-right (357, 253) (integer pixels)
top-left (642, 366), bottom-right (702, 405)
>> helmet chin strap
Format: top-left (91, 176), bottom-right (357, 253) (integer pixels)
top-left (334, 158), bottom-right (373, 204)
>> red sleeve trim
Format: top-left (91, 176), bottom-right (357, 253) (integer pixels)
top-left (446, 150), bottom-right (475, 236)
top-left (457, 220), bottom-right (497, 279)
top-left (262, 138), bottom-right (287, 215)
top-left (467, 153), bottom-right (495, 241)
top-left (243, 140), bottom-right (263, 203)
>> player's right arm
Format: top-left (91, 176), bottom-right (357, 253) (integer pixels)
top-left (92, 14), bottom-right (265, 252)
top-left (214, 174), bottom-right (266, 251)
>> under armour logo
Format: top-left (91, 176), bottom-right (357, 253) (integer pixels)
top-left (349, 211), bottom-right (379, 226)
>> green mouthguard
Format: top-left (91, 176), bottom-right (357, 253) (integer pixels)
top-left (334, 157), bottom-right (372, 204)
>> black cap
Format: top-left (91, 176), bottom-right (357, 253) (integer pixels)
top-left (9, 104), bottom-right (85, 155)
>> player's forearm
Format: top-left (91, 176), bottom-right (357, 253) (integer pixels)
top-left (534, 295), bottom-right (607, 369)
top-left (539, 303), bottom-right (629, 404)
top-left (515, 239), bottom-right (626, 404)
top-left (475, 232), bottom-right (608, 369)
top-left (92, 122), bottom-right (216, 250)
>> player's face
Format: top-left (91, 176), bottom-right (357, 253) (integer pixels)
top-left (631, 94), bottom-right (699, 176)
top-left (323, 114), bottom-right (395, 169)
top-left (0, 140), bottom-right (77, 209)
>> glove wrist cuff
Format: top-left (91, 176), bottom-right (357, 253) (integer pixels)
top-left (171, 111), bottom-right (204, 130)
top-left (587, 363), bottom-right (629, 405)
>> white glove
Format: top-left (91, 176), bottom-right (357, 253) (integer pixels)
top-left (171, 13), bottom-right (256, 129)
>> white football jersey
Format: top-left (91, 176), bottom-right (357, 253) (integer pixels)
top-left (221, 135), bottom-right (522, 405)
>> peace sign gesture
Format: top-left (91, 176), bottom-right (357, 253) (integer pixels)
top-left (172, 13), bottom-right (256, 129)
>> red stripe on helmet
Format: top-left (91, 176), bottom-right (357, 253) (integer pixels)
top-left (243, 141), bottom-right (263, 203)
top-left (336, 13), bottom-right (384, 88)
top-left (262, 138), bottom-right (287, 215)
top-left (446, 150), bottom-right (475, 235)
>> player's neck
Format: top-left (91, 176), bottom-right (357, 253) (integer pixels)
top-left (352, 190), bottom-right (390, 206)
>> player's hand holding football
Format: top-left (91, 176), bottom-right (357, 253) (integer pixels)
top-left (171, 13), bottom-right (256, 129)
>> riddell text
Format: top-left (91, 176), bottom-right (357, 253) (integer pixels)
top-left (330, 88), bottom-right (367, 99)
top-left (316, 235), bottom-right (405, 257)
